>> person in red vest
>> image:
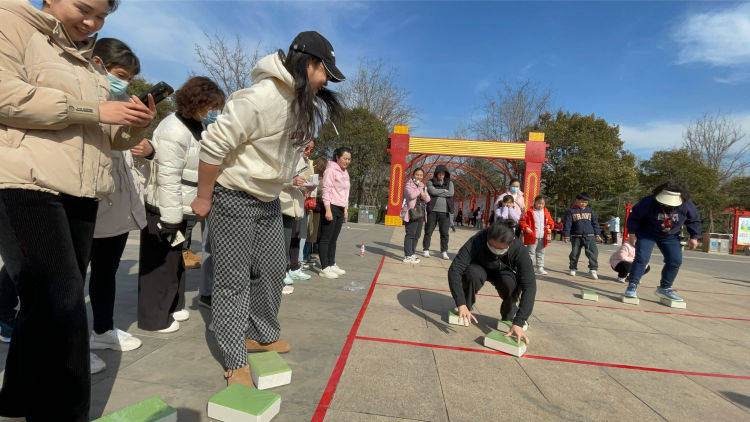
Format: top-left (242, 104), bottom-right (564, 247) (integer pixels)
top-left (519, 195), bottom-right (554, 275)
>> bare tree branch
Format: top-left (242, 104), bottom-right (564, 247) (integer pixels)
top-left (339, 58), bottom-right (419, 131)
top-left (194, 31), bottom-right (261, 94)
top-left (683, 112), bottom-right (749, 183)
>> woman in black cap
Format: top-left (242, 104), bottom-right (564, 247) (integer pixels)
top-left (192, 31), bottom-right (343, 388)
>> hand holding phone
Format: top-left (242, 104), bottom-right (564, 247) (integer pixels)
top-left (139, 81), bottom-right (174, 106)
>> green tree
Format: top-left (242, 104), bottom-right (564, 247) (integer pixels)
top-left (639, 148), bottom-right (726, 233)
top-left (126, 77), bottom-right (177, 140)
top-left (722, 176), bottom-right (750, 209)
top-left (528, 111), bottom-right (638, 219)
top-left (315, 108), bottom-right (390, 207)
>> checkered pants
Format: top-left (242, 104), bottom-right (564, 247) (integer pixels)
top-left (208, 185), bottom-right (286, 370)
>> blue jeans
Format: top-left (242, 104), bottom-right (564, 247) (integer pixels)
top-left (628, 235), bottom-right (683, 289)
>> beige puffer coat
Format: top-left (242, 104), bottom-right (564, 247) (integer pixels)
top-left (0, 0), bottom-right (143, 198)
top-left (280, 157), bottom-right (314, 218)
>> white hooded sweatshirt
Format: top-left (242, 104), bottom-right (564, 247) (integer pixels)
top-left (199, 52), bottom-right (307, 202)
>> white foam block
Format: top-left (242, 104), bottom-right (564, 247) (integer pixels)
top-left (484, 330), bottom-right (526, 357)
top-left (207, 384), bottom-right (280, 422)
top-left (581, 289), bottom-right (599, 301)
top-left (448, 308), bottom-right (469, 327)
top-left (660, 297), bottom-right (686, 309)
top-left (247, 352), bottom-right (292, 390)
top-left (621, 296), bottom-right (639, 305)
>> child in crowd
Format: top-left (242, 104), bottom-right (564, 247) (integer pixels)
top-left (554, 218), bottom-right (564, 240)
top-left (520, 196), bottom-right (554, 275)
top-left (495, 195), bottom-right (521, 224)
top-left (610, 242), bottom-right (650, 283)
top-left (563, 192), bottom-right (603, 279)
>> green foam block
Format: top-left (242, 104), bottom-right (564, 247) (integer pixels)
top-left (94, 397), bottom-right (176, 422)
top-left (207, 384), bottom-right (280, 422)
top-left (660, 297), bottom-right (686, 309)
top-left (581, 289), bottom-right (598, 301)
top-left (496, 320), bottom-right (513, 332)
top-left (247, 351), bottom-right (292, 390)
top-left (484, 330), bottom-right (526, 357)
top-left (621, 295), bottom-right (639, 305)
top-left (448, 308), bottom-right (469, 326)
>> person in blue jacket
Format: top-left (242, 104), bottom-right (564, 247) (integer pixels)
top-left (624, 181), bottom-right (701, 302)
top-left (563, 192), bottom-right (603, 279)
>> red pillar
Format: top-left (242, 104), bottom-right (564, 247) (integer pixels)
top-left (385, 126), bottom-right (410, 226)
top-left (523, 133), bottom-right (548, 207)
top-left (622, 203), bottom-right (633, 240)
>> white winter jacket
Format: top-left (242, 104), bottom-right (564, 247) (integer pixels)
top-left (199, 52), bottom-right (307, 201)
top-left (280, 157), bottom-right (314, 218)
top-left (144, 113), bottom-right (201, 224)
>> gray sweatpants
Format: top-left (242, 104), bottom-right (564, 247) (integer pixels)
top-left (209, 185), bottom-right (286, 370)
top-left (526, 238), bottom-right (546, 269)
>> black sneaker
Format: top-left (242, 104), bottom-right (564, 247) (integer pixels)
top-left (198, 295), bottom-right (212, 309)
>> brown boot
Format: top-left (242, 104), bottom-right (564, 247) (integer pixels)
top-left (224, 365), bottom-right (254, 388)
top-left (246, 339), bottom-right (291, 353)
top-left (182, 250), bottom-right (201, 269)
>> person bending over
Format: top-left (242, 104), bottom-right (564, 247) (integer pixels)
top-left (448, 219), bottom-right (536, 344)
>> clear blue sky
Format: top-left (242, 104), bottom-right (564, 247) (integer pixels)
top-left (42, 0), bottom-right (750, 157)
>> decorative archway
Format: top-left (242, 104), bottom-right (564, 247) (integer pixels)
top-left (385, 126), bottom-right (547, 226)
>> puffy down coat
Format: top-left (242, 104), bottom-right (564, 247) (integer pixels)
top-left (144, 113), bottom-right (201, 224)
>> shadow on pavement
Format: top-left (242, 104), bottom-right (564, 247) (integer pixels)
top-left (720, 391), bottom-right (750, 409)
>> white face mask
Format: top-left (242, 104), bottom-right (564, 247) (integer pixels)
top-left (487, 242), bottom-right (509, 256)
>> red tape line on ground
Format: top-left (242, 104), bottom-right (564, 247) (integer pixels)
top-left (311, 255), bottom-right (386, 422)
top-left (355, 335), bottom-right (750, 380)
top-left (376, 282), bottom-right (750, 322)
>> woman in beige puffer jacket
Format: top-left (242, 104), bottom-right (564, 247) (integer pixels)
top-left (0, 0), bottom-right (155, 420)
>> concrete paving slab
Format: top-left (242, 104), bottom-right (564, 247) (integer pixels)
top-left (324, 409), bottom-right (425, 421)
top-left (605, 368), bottom-right (750, 420)
top-left (517, 358), bottom-right (663, 421)
top-left (329, 340), bottom-right (449, 422)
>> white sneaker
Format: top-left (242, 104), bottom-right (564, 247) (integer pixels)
top-left (403, 256), bottom-right (412, 263)
top-left (282, 285), bottom-right (294, 295)
top-left (289, 268), bottom-right (311, 280)
top-left (423, 250), bottom-right (430, 257)
top-left (590, 270), bottom-right (599, 280)
top-left (0, 335), bottom-right (10, 343)
top-left (156, 320), bottom-right (180, 333)
top-left (90, 328), bottom-right (142, 352)
top-left (320, 267), bottom-right (339, 279)
top-left (90, 352), bottom-right (106, 374)
top-left (331, 264), bottom-right (346, 275)
top-left (569, 270), bottom-right (576, 276)
top-left (616, 276), bottom-right (627, 283)
top-left (283, 272), bottom-right (294, 285)
top-left (172, 309), bottom-right (190, 322)
top-left (410, 255), bottom-right (421, 264)
top-left (536, 268), bottom-right (548, 275)
top-left (441, 252), bottom-right (449, 260)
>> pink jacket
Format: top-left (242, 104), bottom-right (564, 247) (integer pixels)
top-left (400, 178), bottom-right (431, 223)
top-left (610, 243), bottom-right (635, 269)
top-left (322, 161), bottom-right (350, 208)
top-left (494, 190), bottom-right (525, 215)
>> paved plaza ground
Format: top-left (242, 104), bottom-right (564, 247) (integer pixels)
top-left (1, 223), bottom-right (749, 421)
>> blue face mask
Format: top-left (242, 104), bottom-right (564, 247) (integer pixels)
top-left (509, 186), bottom-right (520, 194)
top-left (201, 110), bottom-right (219, 126)
top-left (107, 73), bottom-right (129, 97)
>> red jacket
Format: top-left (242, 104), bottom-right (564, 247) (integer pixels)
top-left (520, 207), bottom-right (554, 247)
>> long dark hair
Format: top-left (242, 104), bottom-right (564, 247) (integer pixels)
top-left (280, 49), bottom-right (343, 145)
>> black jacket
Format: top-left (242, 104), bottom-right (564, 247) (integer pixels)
top-left (426, 164), bottom-right (454, 214)
top-left (448, 230), bottom-right (536, 326)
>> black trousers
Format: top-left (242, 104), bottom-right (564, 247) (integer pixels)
top-left (0, 267), bottom-right (18, 338)
top-left (461, 264), bottom-right (519, 321)
top-left (318, 205), bottom-right (345, 269)
top-left (182, 215), bottom-right (198, 252)
top-left (614, 262), bottom-right (650, 278)
top-left (403, 219), bottom-right (424, 256)
top-left (137, 209), bottom-right (186, 331)
top-left (0, 189), bottom-right (97, 421)
top-left (89, 232), bottom-right (129, 334)
top-left (423, 211), bottom-right (450, 252)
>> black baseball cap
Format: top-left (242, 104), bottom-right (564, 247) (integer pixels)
top-left (290, 31), bottom-right (345, 83)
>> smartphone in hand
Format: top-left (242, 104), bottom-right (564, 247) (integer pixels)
top-left (139, 81), bottom-right (174, 106)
